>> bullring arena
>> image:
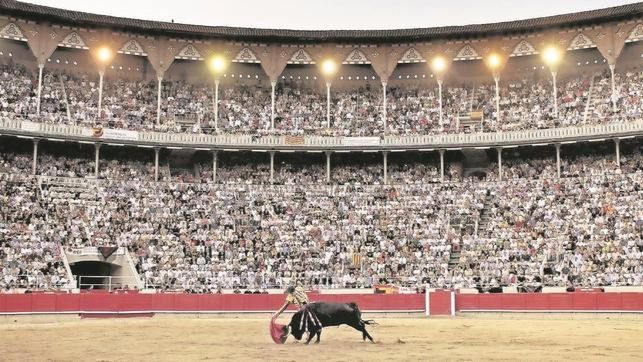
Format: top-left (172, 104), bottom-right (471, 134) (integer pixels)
top-left (1, 290), bottom-right (643, 360)
top-left (1, 0), bottom-right (643, 360)
top-left (2, 314), bottom-right (643, 361)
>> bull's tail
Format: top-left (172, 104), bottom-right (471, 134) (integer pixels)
top-left (361, 319), bottom-right (378, 326)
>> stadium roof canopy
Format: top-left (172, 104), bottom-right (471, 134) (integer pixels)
top-left (0, 0), bottom-right (642, 42)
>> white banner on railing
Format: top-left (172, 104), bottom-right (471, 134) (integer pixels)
top-left (68, 247), bottom-right (100, 256)
top-left (341, 137), bottom-right (381, 146)
top-left (68, 247), bottom-right (125, 256)
top-left (20, 121), bottom-right (40, 132)
top-left (82, 127), bottom-right (140, 141)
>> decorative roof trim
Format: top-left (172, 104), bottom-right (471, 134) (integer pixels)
top-left (57, 31), bottom-right (88, 49)
top-left (175, 43), bottom-right (203, 60)
top-left (287, 48), bottom-right (315, 64)
top-left (454, 44), bottom-right (481, 61)
top-left (0, 21), bottom-right (25, 41)
top-left (117, 39), bottom-right (147, 56)
top-left (398, 47), bottom-right (425, 63)
top-left (510, 39), bottom-right (538, 57)
top-left (343, 49), bottom-right (370, 64)
top-left (233, 47), bottom-right (260, 63)
top-left (0, 0), bottom-right (640, 42)
top-left (567, 32), bottom-right (596, 50)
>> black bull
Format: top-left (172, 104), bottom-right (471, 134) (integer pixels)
top-left (287, 302), bottom-right (375, 344)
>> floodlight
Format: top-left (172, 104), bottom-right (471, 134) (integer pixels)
top-left (209, 56), bottom-right (227, 74)
top-left (487, 53), bottom-right (501, 69)
top-left (431, 56), bottom-right (447, 73)
top-left (542, 46), bottom-right (562, 66)
top-left (97, 46), bottom-right (113, 63)
top-left (321, 59), bottom-right (337, 76)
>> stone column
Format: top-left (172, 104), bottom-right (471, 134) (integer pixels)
top-left (615, 138), bottom-right (621, 168)
top-left (154, 147), bottom-right (160, 182)
top-left (497, 147), bottom-right (502, 182)
top-left (326, 151), bottom-right (332, 184)
top-left (439, 149), bottom-right (445, 183)
top-left (555, 143), bottom-right (561, 179)
top-left (269, 151), bottom-right (275, 185)
top-left (383, 151), bottom-right (388, 185)
top-left (212, 150), bottom-right (218, 183)
top-left (94, 143), bottom-right (101, 178)
top-left (32, 139), bottom-right (39, 175)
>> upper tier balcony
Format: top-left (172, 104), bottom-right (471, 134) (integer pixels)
top-left (1, 117), bottom-right (641, 150)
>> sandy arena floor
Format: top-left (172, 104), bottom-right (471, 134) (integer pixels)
top-left (0, 314), bottom-right (642, 361)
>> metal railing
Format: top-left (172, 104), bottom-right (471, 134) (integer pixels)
top-left (138, 274), bottom-right (643, 292)
top-left (25, 170), bottom-right (639, 191)
top-left (2, 272), bottom-right (639, 293)
top-left (1, 274), bottom-right (73, 291)
top-left (1, 117), bottom-right (641, 149)
top-left (77, 275), bottom-right (139, 292)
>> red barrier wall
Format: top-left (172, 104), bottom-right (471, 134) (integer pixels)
top-left (429, 290), bottom-right (452, 315)
top-left (456, 293), bottom-right (643, 312)
top-left (1, 292), bottom-right (641, 315)
top-left (0, 293), bottom-right (425, 314)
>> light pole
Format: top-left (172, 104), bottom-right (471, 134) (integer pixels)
top-left (98, 69), bottom-right (104, 118)
top-left (542, 46), bottom-right (562, 119)
top-left (36, 63), bottom-right (44, 116)
top-left (486, 54), bottom-right (502, 125)
top-left (156, 74), bottom-right (163, 125)
top-left (609, 63), bottom-right (617, 113)
top-left (214, 79), bottom-right (220, 130)
top-left (431, 56), bottom-right (447, 127)
top-left (382, 81), bottom-right (387, 132)
top-left (271, 81), bottom-right (277, 130)
top-left (320, 59), bottom-right (337, 129)
top-left (208, 55), bottom-right (227, 132)
top-left (95, 46), bottom-right (113, 119)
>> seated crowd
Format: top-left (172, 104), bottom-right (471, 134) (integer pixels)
top-left (1, 63), bottom-right (642, 137)
top-left (453, 174), bottom-right (642, 289)
top-left (0, 139), bottom-right (641, 292)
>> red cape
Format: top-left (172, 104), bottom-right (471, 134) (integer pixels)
top-left (270, 317), bottom-right (289, 344)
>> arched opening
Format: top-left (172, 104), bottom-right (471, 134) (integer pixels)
top-left (70, 261), bottom-right (123, 290)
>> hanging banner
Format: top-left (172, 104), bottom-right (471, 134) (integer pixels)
top-left (341, 137), bottom-right (381, 146)
top-left (20, 120), bottom-right (40, 132)
top-left (284, 135), bottom-right (305, 145)
top-left (82, 126), bottom-right (139, 141)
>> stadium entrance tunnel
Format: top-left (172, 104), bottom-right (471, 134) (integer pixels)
top-left (70, 261), bottom-right (120, 290)
top-left (462, 149), bottom-right (490, 178)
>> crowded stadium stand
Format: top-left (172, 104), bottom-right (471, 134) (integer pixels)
top-left (0, 0), bottom-right (642, 313)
